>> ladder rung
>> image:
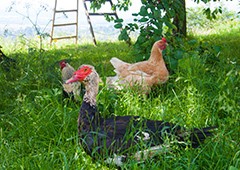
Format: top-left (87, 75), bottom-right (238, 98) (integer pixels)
top-left (52, 36), bottom-right (77, 40)
top-left (88, 12), bottom-right (117, 16)
top-left (53, 23), bottom-right (77, 27)
top-left (55, 9), bottom-right (78, 13)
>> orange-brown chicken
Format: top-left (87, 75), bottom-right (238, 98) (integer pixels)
top-left (107, 37), bottom-right (169, 93)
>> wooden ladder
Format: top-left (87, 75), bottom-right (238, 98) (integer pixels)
top-left (83, 0), bottom-right (119, 45)
top-left (50, 0), bottom-right (119, 45)
top-left (50, 0), bottom-right (79, 44)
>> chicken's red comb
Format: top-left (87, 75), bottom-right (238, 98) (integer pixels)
top-left (60, 60), bottom-right (66, 65)
top-left (162, 37), bottom-right (167, 42)
top-left (59, 60), bottom-right (67, 69)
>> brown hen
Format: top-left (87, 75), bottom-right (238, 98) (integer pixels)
top-left (107, 37), bottom-right (169, 93)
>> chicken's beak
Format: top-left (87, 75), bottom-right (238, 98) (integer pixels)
top-left (66, 75), bottom-right (79, 84)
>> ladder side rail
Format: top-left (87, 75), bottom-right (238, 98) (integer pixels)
top-left (83, 0), bottom-right (97, 45)
top-left (76, 0), bottom-right (79, 44)
top-left (108, 0), bottom-right (119, 20)
top-left (50, 0), bottom-right (58, 43)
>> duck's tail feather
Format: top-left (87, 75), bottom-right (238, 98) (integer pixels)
top-left (190, 126), bottom-right (217, 148)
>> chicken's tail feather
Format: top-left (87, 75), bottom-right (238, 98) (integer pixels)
top-left (110, 57), bottom-right (128, 70)
top-left (190, 126), bottom-right (217, 148)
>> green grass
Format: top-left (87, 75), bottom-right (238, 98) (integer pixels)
top-left (0, 21), bottom-right (240, 169)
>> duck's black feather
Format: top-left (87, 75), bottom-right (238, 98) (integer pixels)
top-left (78, 100), bottom-right (216, 159)
top-left (69, 65), bottom-right (216, 165)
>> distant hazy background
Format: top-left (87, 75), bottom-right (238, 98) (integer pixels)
top-left (0, 0), bottom-right (239, 41)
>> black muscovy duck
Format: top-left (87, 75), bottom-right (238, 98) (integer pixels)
top-left (66, 64), bottom-right (216, 166)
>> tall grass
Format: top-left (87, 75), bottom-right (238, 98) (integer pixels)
top-left (0, 20), bottom-right (239, 169)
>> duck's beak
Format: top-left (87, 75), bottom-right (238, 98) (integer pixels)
top-left (66, 75), bottom-right (79, 84)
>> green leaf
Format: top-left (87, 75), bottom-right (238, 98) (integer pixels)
top-left (229, 166), bottom-right (238, 170)
top-left (203, 8), bottom-right (212, 20)
top-left (167, 9), bottom-right (176, 18)
top-left (114, 23), bottom-right (123, 29)
top-left (128, 23), bottom-right (139, 30)
top-left (118, 28), bottom-right (130, 41)
top-left (155, 28), bottom-right (163, 35)
top-left (153, 10), bottom-right (161, 19)
top-left (164, 20), bottom-right (174, 29)
top-left (139, 6), bottom-right (148, 16)
top-left (132, 13), bottom-right (138, 16)
top-left (188, 39), bottom-right (198, 45)
top-left (139, 18), bottom-right (148, 22)
top-left (174, 50), bottom-right (184, 59)
top-left (114, 19), bottom-right (124, 23)
top-left (213, 46), bottom-right (221, 53)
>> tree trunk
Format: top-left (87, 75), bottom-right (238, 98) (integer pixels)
top-left (173, 0), bottom-right (187, 36)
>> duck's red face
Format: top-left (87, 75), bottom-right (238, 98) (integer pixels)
top-left (59, 61), bottom-right (66, 70)
top-left (66, 65), bottom-right (92, 83)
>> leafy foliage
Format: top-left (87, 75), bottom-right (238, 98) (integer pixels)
top-left (91, 0), bottom-right (185, 50)
top-left (114, 0), bottom-right (182, 44)
top-left (90, 0), bottom-right (237, 74)
top-left (90, 0), bottom-right (131, 11)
